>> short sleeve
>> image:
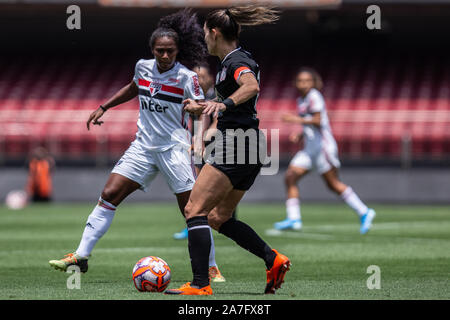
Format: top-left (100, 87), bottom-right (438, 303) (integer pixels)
top-left (133, 59), bottom-right (143, 85)
top-left (308, 91), bottom-right (325, 113)
top-left (184, 73), bottom-right (205, 100)
top-left (228, 61), bottom-right (255, 83)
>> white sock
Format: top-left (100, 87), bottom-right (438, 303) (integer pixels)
top-left (340, 187), bottom-right (368, 217)
top-left (208, 228), bottom-right (216, 268)
top-left (286, 198), bottom-right (301, 221)
top-left (75, 198), bottom-right (116, 257)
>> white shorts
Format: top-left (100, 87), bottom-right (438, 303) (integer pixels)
top-left (289, 146), bottom-right (341, 175)
top-left (112, 140), bottom-right (196, 194)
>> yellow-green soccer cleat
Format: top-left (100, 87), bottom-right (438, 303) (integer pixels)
top-left (209, 266), bottom-right (226, 283)
top-left (49, 253), bottom-right (89, 273)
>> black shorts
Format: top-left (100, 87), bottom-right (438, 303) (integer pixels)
top-left (211, 162), bottom-right (262, 191)
top-left (205, 127), bottom-right (266, 191)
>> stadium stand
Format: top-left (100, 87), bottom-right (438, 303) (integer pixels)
top-left (1, 52), bottom-right (449, 165)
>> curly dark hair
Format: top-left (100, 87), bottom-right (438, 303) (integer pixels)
top-left (150, 9), bottom-right (208, 70)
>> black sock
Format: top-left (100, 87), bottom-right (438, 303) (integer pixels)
top-left (187, 216), bottom-right (211, 288)
top-left (218, 218), bottom-right (276, 269)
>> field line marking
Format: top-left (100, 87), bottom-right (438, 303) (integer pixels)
top-left (265, 229), bottom-right (335, 240)
top-left (305, 220), bottom-right (450, 231)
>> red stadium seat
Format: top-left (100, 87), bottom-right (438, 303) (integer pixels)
top-left (1, 53), bottom-right (449, 161)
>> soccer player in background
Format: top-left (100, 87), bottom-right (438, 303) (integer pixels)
top-left (165, 6), bottom-right (290, 296)
top-left (273, 68), bottom-right (376, 234)
top-left (173, 64), bottom-right (237, 247)
top-left (26, 146), bottom-right (55, 202)
top-left (48, 9), bottom-right (225, 281)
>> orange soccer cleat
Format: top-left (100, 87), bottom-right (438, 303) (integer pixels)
top-left (49, 252), bottom-right (89, 273)
top-left (164, 282), bottom-right (213, 295)
top-left (265, 249), bottom-right (291, 294)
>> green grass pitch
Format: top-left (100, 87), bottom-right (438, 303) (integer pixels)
top-left (0, 202), bottom-right (449, 300)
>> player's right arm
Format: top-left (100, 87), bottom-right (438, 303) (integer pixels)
top-left (281, 112), bottom-right (321, 127)
top-left (86, 80), bottom-right (138, 130)
top-left (203, 116), bottom-right (218, 142)
top-left (289, 131), bottom-right (303, 144)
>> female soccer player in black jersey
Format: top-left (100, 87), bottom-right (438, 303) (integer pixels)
top-left (165, 6), bottom-right (291, 296)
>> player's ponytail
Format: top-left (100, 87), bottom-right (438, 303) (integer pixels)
top-left (205, 5), bottom-right (280, 41)
top-left (150, 8), bottom-right (208, 69)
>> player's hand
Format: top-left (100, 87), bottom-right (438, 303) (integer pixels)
top-left (281, 114), bottom-right (300, 123)
top-left (86, 107), bottom-right (105, 130)
top-left (289, 132), bottom-right (303, 144)
top-left (281, 114), bottom-right (297, 122)
top-left (200, 100), bottom-right (226, 118)
top-left (193, 142), bottom-right (204, 159)
top-left (183, 99), bottom-right (204, 116)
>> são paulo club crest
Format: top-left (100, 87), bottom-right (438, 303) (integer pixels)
top-left (149, 82), bottom-right (162, 96)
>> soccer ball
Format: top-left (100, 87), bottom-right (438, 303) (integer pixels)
top-left (5, 190), bottom-right (28, 210)
top-left (132, 256), bottom-right (171, 292)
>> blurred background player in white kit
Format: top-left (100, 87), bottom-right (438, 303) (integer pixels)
top-left (274, 67), bottom-right (376, 234)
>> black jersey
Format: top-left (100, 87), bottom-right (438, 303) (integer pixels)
top-left (214, 47), bottom-right (260, 130)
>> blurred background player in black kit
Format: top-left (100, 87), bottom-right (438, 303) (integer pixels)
top-left (173, 64), bottom-right (237, 242)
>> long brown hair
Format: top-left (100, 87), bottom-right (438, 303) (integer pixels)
top-left (205, 5), bottom-right (280, 41)
top-left (297, 67), bottom-right (324, 92)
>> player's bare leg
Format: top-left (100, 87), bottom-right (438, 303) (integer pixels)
top-left (166, 164), bottom-right (290, 295)
top-left (174, 164), bottom-right (237, 240)
top-left (100, 173), bottom-right (141, 206)
top-left (174, 189), bottom-right (226, 282)
top-left (175, 190), bottom-right (191, 214)
top-left (286, 166), bottom-right (308, 199)
top-left (321, 167), bottom-right (347, 195)
top-left (165, 164), bottom-right (231, 295)
top-left (209, 188), bottom-right (290, 294)
top-left (184, 164), bottom-right (234, 220)
top-left (274, 165), bottom-right (308, 230)
top-left (322, 167), bottom-right (376, 234)
top-left (49, 173), bottom-right (140, 272)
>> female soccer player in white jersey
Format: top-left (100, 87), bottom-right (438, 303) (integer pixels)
top-left (48, 10), bottom-right (224, 280)
top-left (273, 68), bottom-right (376, 234)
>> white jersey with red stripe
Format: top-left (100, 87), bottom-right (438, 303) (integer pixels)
top-left (133, 59), bottom-right (204, 152)
top-left (297, 88), bottom-right (337, 153)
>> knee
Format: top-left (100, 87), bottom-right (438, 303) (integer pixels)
top-left (207, 212), bottom-right (227, 231)
top-left (326, 180), bottom-right (345, 194)
top-left (285, 170), bottom-right (299, 186)
top-left (183, 202), bottom-right (194, 220)
top-left (183, 202), bottom-right (206, 221)
top-left (101, 186), bottom-right (120, 203)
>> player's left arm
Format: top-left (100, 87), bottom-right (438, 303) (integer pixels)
top-left (191, 112), bottom-right (207, 157)
top-left (228, 72), bottom-right (260, 105)
top-left (183, 73), bottom-right (206, 116)
top-left (201, 72), bottom-right (259, 117)
top-left (282, 112), bottom-right (321, 127)
top-left (204, 116), bottom-right (218, 142)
